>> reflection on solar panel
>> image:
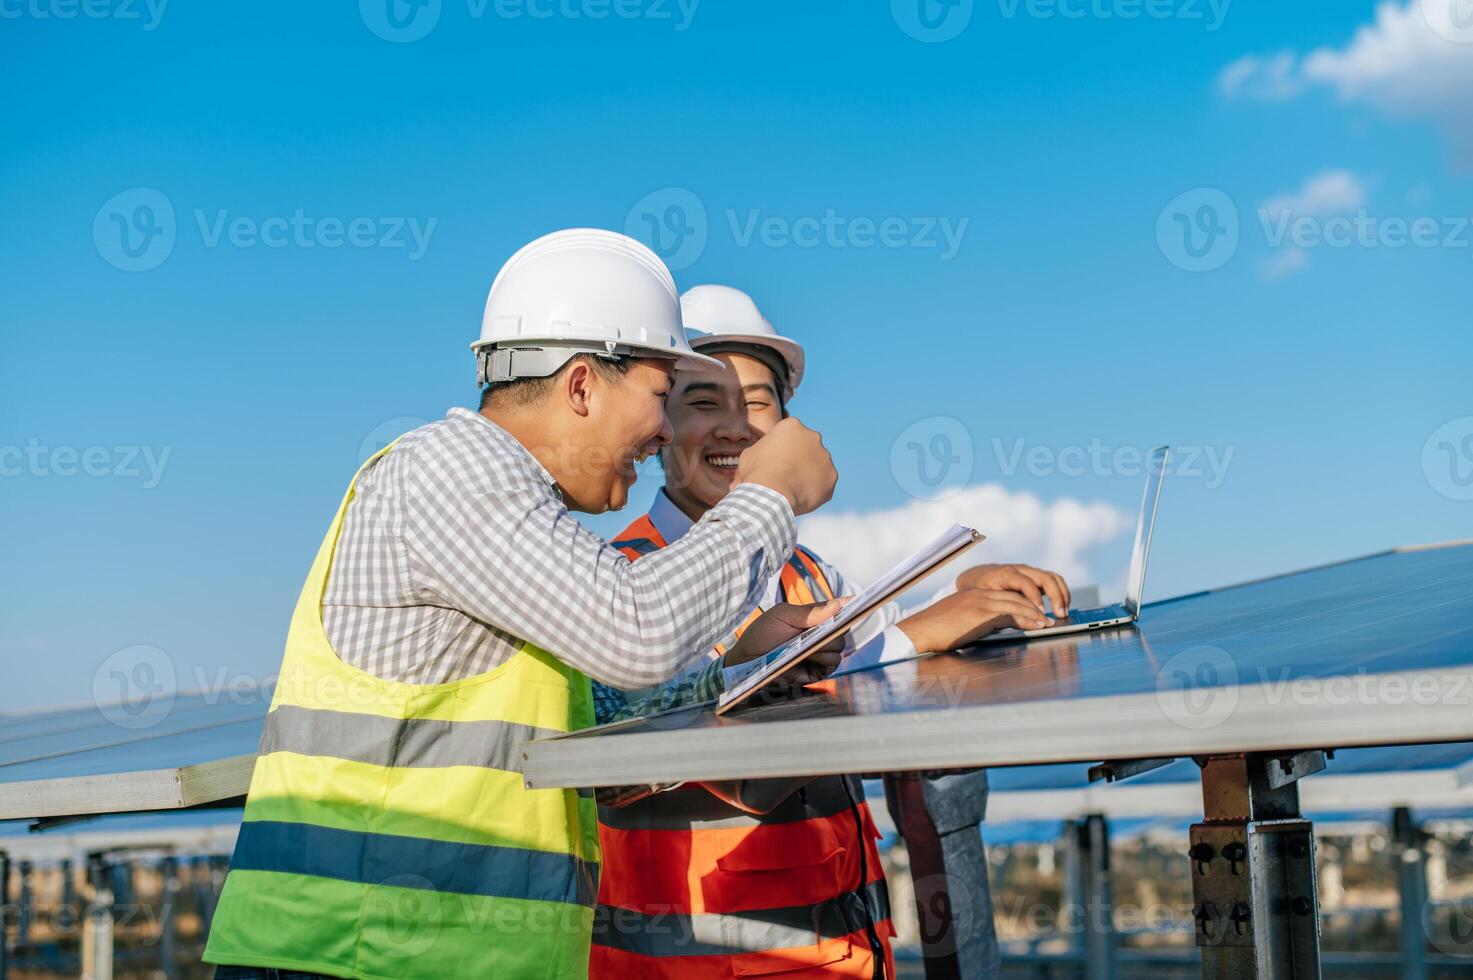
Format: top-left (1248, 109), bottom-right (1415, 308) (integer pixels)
top-left (523, 542), bottom-right (1473, 788)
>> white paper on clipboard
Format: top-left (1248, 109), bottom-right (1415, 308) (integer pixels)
top-left (715, 524), bottom-right (983, 715)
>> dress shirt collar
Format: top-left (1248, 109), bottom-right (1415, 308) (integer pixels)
top-left (447, 406), bottom-right (559, 492)
top-left (648, 487), bottom-right (700, 544)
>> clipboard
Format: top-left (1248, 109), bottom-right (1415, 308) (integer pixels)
top-left (715, 524), bottom-right (983, 715)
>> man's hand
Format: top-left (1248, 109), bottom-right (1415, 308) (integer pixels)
top-left (735, 417), bottom-right (838, 516)
top-left (896, 589), bottom-right (1054, 654)
top-left (955, 563), bottom-right (1072, 616)
top-left (721, 597), bottom-right (848, 686)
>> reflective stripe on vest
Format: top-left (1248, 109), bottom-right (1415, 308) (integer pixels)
top-left (592, 879), bottom-right (890, 958)
top-left (204, 441), bottom-right (600, 980)
top-left (596, 512), bottom-right (894, 978)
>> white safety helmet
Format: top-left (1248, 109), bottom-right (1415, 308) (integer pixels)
top-left (473, 229), bottom-right (722, 386)
top-left (679, 284), bottom-right (806, 401)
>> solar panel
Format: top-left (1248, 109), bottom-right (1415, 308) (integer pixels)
top-left (522, 542), bottom-right (1473, 789)
top-left (0, 691), bottom-right (265, 819)
top-left (5, 542), bottom-right (1471, 822)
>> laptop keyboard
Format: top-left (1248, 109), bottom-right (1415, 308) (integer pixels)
top-left (1061, 603), bottom-right (1128, 624)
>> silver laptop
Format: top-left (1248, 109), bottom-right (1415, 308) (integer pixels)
top-left (974, 444), bottom-right (1169, 644)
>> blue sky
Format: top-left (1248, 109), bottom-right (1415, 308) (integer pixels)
top-left (2, 0), bottom-right (1470, 711)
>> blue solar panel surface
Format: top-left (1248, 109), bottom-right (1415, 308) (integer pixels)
top-left (4, 544), bottom-right (1471, 816)
top-left (0, 691), bottom-right (266, 784)
top-left (570, 543), bottom-right (1473, 736)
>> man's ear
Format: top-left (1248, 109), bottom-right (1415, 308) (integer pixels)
top-left (562, 360), bottom-right (595, 418)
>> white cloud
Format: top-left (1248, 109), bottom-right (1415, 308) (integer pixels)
top-left (1258, 246), bottom-right (1311, 280)
top-left (796, 484), bottom-right (1132, 604)
top-left (1218, 51), bottom-right (1304, 101)
top-left (1254, 170), bottom-right (1368, 280)
top-left (1217, 1), bottom-right (1473, 156)
top-left (1302, 0), bottom-right (1473, 106)
top-left (1260, 169), bottom-right (1368, 220)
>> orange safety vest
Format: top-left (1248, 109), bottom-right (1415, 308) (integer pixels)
top-left (593, 514), bottom-right (896, 979)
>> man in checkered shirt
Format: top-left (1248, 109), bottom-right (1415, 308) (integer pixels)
top-left (323, 230), bottom-right (841, 710)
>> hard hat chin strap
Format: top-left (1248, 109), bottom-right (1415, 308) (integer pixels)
top-left (477, 341), bottom-right (632, 387)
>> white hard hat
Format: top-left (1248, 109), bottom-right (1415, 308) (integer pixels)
top-left (679, 284), bottom-right (806, 400)
top-left (473, 229), bottom-right (721, 385)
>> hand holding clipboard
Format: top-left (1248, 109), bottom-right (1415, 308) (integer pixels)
top-left (717, 525), bottom-right (983, 715)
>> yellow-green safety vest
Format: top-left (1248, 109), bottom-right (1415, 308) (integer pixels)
top-left (204, 443), bottom-right (600, 979)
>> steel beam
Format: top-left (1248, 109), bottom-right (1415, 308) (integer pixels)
top-left (1190, 753), bottom-right (1322, 980)
top-left (1392, 807), bottom-right (1429, 980)
top-left (884, 769), bottom-right (1000, 979)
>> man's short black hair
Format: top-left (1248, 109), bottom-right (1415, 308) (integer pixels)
top-left (479, 353), bottom-right (636, 411)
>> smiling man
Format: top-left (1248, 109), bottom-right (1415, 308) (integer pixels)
top-left (203, 233), bottom-right (844, 980)
top-left (590, 284), bottom-right (1071, 979)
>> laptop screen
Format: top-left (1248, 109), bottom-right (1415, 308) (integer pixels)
top-left (1124, 445), bottom-right (1170, 615)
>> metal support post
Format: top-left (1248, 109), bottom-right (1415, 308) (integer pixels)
top-left (1073, 814), bottom-right (1117, 980)
top-left (13, 863), bottom-right (29, 950)
top-left (1, 850), bottom-right (11, 980)
top-left (82, 888), bottom-right (114, 980)
top-left (54, 858), bottom-right (80, 939)
top-left (1392, 807), bottom-right (1428, 980)
top-left (885, 769), bottom-right (1000, 979)
top-left (1190, 752), bottom-right (1322, 980)
top-left (159, 856), bottom-right (180, 980)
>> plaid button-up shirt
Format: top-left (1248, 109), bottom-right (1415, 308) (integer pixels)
top-left (321, 407), bottom-right (795, 703)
